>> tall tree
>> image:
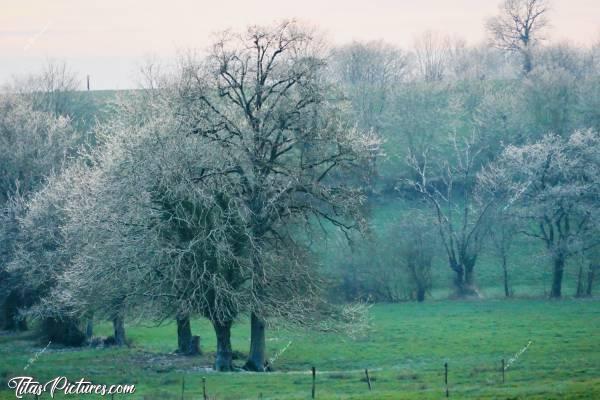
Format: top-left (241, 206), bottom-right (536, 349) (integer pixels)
top-left (486, 0), bottom-right (550, 73)
top-left (413, 31), bottom-right (451, 82)
top-left (169, 20), bottom-right (378, 370)
top-left (407, 132), bottom-right (494, 297)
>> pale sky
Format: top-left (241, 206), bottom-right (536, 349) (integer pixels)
top-left (1, 0), bottom-right (598, 90)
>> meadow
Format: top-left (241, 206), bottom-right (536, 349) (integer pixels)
top-left (1, 299), bottom-right (598, 399)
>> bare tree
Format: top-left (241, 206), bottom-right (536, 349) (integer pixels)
top-left (488, 208), bottom-right (517, 297)
top-left (413, 31), bottom-right (452, 82)
top-left (486, 0), bottom-right (550, 73)
top-left (18, 94), bottom-right (255, 360)
top-left (168, 20), bottom-right (379, 370)
top-left (7, 61), bottom-right (84, 116)
top-left (407, 132), bottom-right (494, 297)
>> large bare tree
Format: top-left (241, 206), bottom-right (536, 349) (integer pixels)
top-left (167, 20), bottom-right (379, 370)
top-left (413, 31), bottom-right (451, 82)
top-left (486, 0), bottom-right (550, 73)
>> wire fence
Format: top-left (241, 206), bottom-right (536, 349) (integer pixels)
top-left (165, 357), bottom-right (521, 400)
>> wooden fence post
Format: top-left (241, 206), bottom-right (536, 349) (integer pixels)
top-left (203, 377), bottom-right (207, 400)
top-left (364, 369), bottom-right (372, 391)
top-left (444, 362), bottom-right (449, 397)
top-left (181, 375), bottom-right (185, 400)
top-left (311, 366), bottom-right (316, 399)
top-left (501, 359), bottom-right (505, 383)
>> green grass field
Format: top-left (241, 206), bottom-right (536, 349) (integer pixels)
top-left (1, 299), bottom-right (599, 399)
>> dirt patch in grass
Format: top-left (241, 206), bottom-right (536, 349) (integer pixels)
top-left (327, 373), bottom-right (353, 380)
top-left (129, 350), bottom-right (212, 373)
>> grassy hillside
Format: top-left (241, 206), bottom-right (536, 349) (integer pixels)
top-left (1, 300), bottom-right (598, 399)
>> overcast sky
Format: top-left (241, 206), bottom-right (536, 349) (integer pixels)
top-left (1, 0), bottom-right (598, 90)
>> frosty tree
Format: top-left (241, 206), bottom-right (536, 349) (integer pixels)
top-left (165, 20), bottom-right (379, 370)
top-left (480, 129), bottom-right (600, 297)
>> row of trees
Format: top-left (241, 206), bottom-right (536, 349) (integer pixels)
top-left (335, 127), bottom-right (599, 302)
top-left (1, 22), bottom-right (375, 370)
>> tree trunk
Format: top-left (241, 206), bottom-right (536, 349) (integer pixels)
top-left (177, 315), bottom-right (192, 354)
top-left (502, 254), bottom-right (510, 298)
top-left (416, 285), bottom-right (426, 302)
top-left (189, 335), bottom-right (201, 356)
top-left (586, 263), bottom-right (595, 297)
top-left (85, 313), bottom-right (94, 340)
top-left (522, 48), bottom-right (533, 74)
top-left (213, 319), bottom-right (233, 371)
top-left (245, 313), bottom-right (266, 371)
top-left (576, 264), bottom-right (585, 297)
top-left (550, 255), bottom-right (565, 298)
top-left (2, 290), bottom-right (27, 331)
top-left (113, 315), bottom-right (126, 346)
top-left (452, 263), bottom-right (480, 298)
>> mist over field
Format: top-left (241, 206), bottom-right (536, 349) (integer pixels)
top-left (1, 1), bottom-right (599, 399)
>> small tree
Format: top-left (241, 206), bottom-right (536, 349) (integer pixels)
top-left (488, 207), bottom-right (517, 297)
top-left (391, 210), bottom-right (436, 302)
top-left (7, 165), bottom-right (89, 345)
